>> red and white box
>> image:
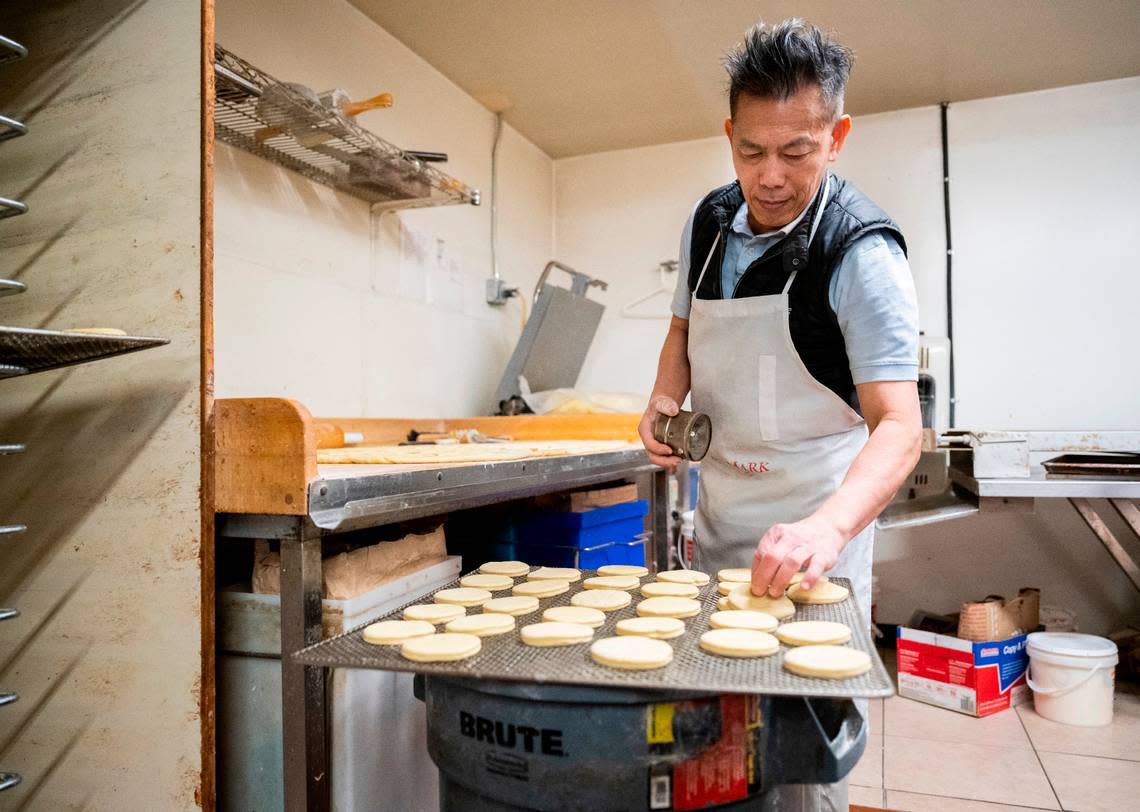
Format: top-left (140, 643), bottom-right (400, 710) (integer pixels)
top-left (896, 627), bottom-right (1030, 717)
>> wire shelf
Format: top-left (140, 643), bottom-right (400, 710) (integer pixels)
top-left (214, 45), bottom-right (480, 211)
top-left (0, 327), bottom-right (168, 377)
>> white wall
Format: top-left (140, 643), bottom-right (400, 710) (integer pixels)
top-left (553, 79), bottom-right (1140, 634)
top-left (215, 0), bottom-right (553, 418)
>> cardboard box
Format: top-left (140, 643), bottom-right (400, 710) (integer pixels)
top-left (896, 627), bottom-right (1030, 716)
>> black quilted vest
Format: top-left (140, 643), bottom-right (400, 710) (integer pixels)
top-left (688, 174), bottom-right (907, 411)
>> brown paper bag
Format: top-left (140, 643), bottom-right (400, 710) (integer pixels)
top-left (958, 588), bottom-right (1040, 642)
top-left (252, 526), bottom-right (448, 600)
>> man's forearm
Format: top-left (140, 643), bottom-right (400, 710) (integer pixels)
top-left (651, 317), bottom-right (692, 404)
top-left (814, 381), bottom-right (922, 542)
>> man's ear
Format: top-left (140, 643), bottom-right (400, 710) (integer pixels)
top-left (828, 115), bottom-right (852, 161)
top-left (725, 116), bottom-right (733, 141)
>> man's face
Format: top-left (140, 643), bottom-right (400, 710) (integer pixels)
top-left (725, 86), bottom-right (851, 233)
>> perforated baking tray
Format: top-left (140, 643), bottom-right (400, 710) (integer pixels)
top-left (295, 573), bottom-right (894, 698)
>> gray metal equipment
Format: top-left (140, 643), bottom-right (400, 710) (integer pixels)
top-left (493, 261), bottom-right (608, 415)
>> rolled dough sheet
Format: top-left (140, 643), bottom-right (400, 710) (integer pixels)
top-left (317, 440), bottom-right (630, 465)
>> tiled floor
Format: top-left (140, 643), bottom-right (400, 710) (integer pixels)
top-left (852, 647), bottom-right (1140, 811)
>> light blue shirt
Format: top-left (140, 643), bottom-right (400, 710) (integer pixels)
top-left (671, 195), bottom-right (919, 385)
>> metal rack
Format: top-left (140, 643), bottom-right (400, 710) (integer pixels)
top-left (0, 31), bottom-right (26, 799)
top-left (214, 45), bottom-right (480, 211)
top-left (0, 32), bottom-right (168, 799)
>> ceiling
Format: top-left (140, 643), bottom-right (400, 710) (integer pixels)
top-left (350, 0), bottom-right (1140, 158)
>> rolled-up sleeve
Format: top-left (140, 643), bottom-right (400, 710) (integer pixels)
top-left (670, 206), bottom-right (698, 319)
top-left (829, 232), bottom-right (919, 384)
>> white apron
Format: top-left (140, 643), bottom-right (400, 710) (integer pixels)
top-left (687, 213), bottom-right (875, 623)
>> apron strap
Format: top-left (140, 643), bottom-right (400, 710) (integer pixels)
top-left (692, 231), bottom-right (722, 293)
top-left (781, 269), bottom-right (798, 295)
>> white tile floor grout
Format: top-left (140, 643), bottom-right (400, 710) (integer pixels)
top-left (850, 647), bottom-right (1140, 811)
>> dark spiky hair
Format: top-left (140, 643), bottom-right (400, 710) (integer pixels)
top-left (725, 19), bottom-right (853, 122)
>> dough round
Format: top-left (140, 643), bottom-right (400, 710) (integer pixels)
top-left (479, 560), bottom-right (531, 577)
top-left (543, 605), bottom-right (606, 628)
top-left (783, 645), bottom-right (871, 679)
top-left (709, 610), bottom-right (779, 632)
top-left (403, 603), bottom-right (465, 624)
top-left (787, 580), bottom-right (850, 605)
top-left (445, 613), bottom-right (516, 637)
top-left (597, 564), bottom-right (648, 578)
top-left (657, 570), bottom-right (710, 586)
top-left (640, 581), bottom-right (699, 599)
top-left (717, 596), bottom-right (731, 610)
top-left (636, 596), bottom-right (702, 619)
top-left (615, 616), bottom-right (686, 639)
top-left (583, 575), bottom-right (640, 591)
top-left (434, 587), bottom-right (493, 607)
top-left (571, 588), bottom-right (632, 612)
top-left (699, 628), bottom-right (780, 657)
top-left (718, 568), bottom-right (752, 583)
top-left (727, 586), bottom-right (796, 620)
top-left (520, 621), bottom-right (594, 647)
top-left (482, 596), bottom-right (540, 616)
top-left (401, 632), bottom-right (482, 662)
top-left (362, 620), bottom-right (435, 644)
top-left (775, 620), bottom-right (852, 647)
top-left (513, 579), bottom-right (570, 598)
top-left (591, 635), bottom-right (674, 670)
top-left (527, 567), bottom-right (581, 583)
top-left (459, 573), bottom-right (515, 591)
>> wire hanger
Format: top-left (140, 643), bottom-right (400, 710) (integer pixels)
top-left (621, 260), bottom-right (678, 319)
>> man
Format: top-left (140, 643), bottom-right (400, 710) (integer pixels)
top-left (639, 19), bottom-right (922, 807)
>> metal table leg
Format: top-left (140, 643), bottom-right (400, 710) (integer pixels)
top-left (280, 520), bottom-right (329, 811)
top-left (649, 468), bottom-right (671, 573)
top-left (1070, 498), bottom-right (1140, 594)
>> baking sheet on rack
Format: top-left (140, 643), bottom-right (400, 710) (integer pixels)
top-left (295, 573), bottom-right (893, 698)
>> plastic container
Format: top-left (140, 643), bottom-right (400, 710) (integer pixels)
top-left (1026, 632), bottom-right (1118, 727)
top-left (678, 510), bottom-right (695, 568)
top-left (516, 500), bottom-right (648, 550)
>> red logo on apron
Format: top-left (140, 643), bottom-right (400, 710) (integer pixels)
top-left (731, 460), bottom-right (770, 474)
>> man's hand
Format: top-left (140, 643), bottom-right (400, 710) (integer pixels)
top-left (639, 395), bottom-right (683, 471)
top-left (751, 517), bottom-right (845, 597)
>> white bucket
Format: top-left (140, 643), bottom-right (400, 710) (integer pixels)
top-left (1026, 632), bottom-right (1118, 726)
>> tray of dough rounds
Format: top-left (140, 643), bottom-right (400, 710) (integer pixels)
top-left (294, 572), bottom-right (893, 698)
